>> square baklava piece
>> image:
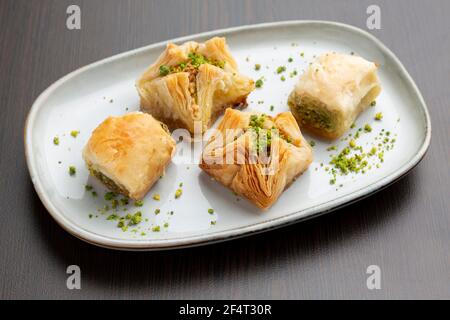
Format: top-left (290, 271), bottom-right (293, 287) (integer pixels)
top-left (83, 112), bottom-right (176, 200)
top-left (136, 37), bottom-right (254, 134)
top-left (288, 53), bottom-right (381, 140)
top-left (200, 108), bottom-right (313, 209)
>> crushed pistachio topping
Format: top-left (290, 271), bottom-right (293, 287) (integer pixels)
top-left (254, 64), bottom-right (261, 71)
top-left (85, 185), bottom-right (93, 191)
top-left (115, 211), bottom-right (142, 231)
top-left (152, 226), bottom-right (161, 232)
top-left (53, 136), bottom-right (59, 145)
top-left (134, 200), bottom-right (144, 207)
top-left (288, 57), bottom-right (293, 62)
top-left (154, 208), bottom-right (160, 215)
top-left (375, 112), bottom-right (383, 121)
top-left (104, 192), bottom-right (116, 201)
top-left (68, 166), bottom-right (76, 176)
top-left (370, 101), bottom-right (377, 107)
top-left (174, 189), bottom-right (182, 199)
top-left (152, 194), bottom-right (160, 201)
top-left (255, 78), bottom-right (264, 88)
top-left (321, 122), bottom-right (398, 186)
top-left (276, 66), bottom-right (286, 74)
top-left (208, 208), bottom-right (214, 214)
top-left (160, 52), bottom-right (225, 78)
top-left (159, 65), bottom-right (170, 76)
top-left (70, 130), bottom-right (80, 138)
top-left (309, 140), bottom-right (316, 147)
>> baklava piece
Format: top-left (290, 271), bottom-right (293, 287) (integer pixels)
top-left (83, 112), bottom-right (176, 200)
top-left (200, 108), bottom-right (313, 209)
top-left (288, 53), bottom-right (381, 140)
top-left (136, 37), bottom-right (255, 134)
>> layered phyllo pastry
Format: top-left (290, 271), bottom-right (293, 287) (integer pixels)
top-left (200, 108), bottom-right (313, 209)
top-left (136, 37), bottom-right (255, 134)
top-left (288, 53), bottom-right (381, 140)
top-left (83, 112), bottom-right (176, 200)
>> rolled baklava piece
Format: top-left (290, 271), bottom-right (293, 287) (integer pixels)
top-left (136, 37), bottom-right (255, 134)
top-left (83, 112), bottom-right (176, 200)
top-left (288, 53), bottom-right (381, 140)
top-left (200, 108), bottom-right (313, 209)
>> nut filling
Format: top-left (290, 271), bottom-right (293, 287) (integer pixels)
top-left (289, 96), bottom-right (335, 132)
top-left (89, 167), bottom-right (129, 197)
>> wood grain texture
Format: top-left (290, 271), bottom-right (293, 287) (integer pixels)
top-left (0, 0), bottom-right (449, 299)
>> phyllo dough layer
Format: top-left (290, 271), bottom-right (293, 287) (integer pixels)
top-left (83, 112), bottom-right (176, 200)
top-left (136, 37), bottom-right (255, 134)
top-left (200, 108), bottom-right (313, 209)
top-left (288, 53), bottom-right (381, 140)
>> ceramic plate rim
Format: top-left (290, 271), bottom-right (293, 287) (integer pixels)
top-left (24, 20), bottom-right (431, 251)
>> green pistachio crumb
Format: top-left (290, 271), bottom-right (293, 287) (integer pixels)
top-left (152, 226), bottom-right (161, 232)
top-left (159, 65), bottom-right (170, 76)
top-left (349, 140), bottom-right (356, 148)
top-left (280, 76), bottom-right (286, 81)
top-left (255, 79), bottom-right (264, 88)
top-left (364, 124), bottom-right (372, 132)
top-left (370, 101), bottom-right (377, 107)
top-left (163, 222), bottom-right (169, 228)
top-left (53, 136), bottom-right (59, 145)
top-left (208, 208), bottom-right (214, 214)
top-left (288, 57), bottom-right (293, 63)
top-left (129, 211), bottom-right (142, 225)
top-left (254, 64), bottom-right (261, 71)
top-left (85, 185), bottom-right (93, 191)
top-left (68, 166), bottom-right (76, 176)
top-left (70, 130), bottom-right (80, 138)
top-left (134, 200), bottom-right (144, 207)
top-left (276, 66), bottom-right (286, 74)
top-left (175, 189), bottom-right (183, 199)
top-left (155, 208), bottom-right (160, 215)
top-left (270, 105), bottom-right (274, 111)
top-left (210, 221), bottom-right (217, 225)
top-left (153, 194), bottom-right (160, 201)
top-left (107, 214), bottom-right (119, 221)
top-left (104, 192), bottom-right (116, 201)
top-left (375, 112), bottom-right (383, 121)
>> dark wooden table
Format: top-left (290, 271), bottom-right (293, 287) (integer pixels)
top-left (1, 0), bottom-right (449, 299)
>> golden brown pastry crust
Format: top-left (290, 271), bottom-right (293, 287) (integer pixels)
top-left (82, 112), bottom-right (176, 200)
top-left (200, 108), bottom-right (313, 209)
top-left (288, 52), bottom-right (381, 140)
top-left (136, 37), bottom-right (254, 134)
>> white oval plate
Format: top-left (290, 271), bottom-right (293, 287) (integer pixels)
top-left (25, 21), bottom-right (430, 250)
